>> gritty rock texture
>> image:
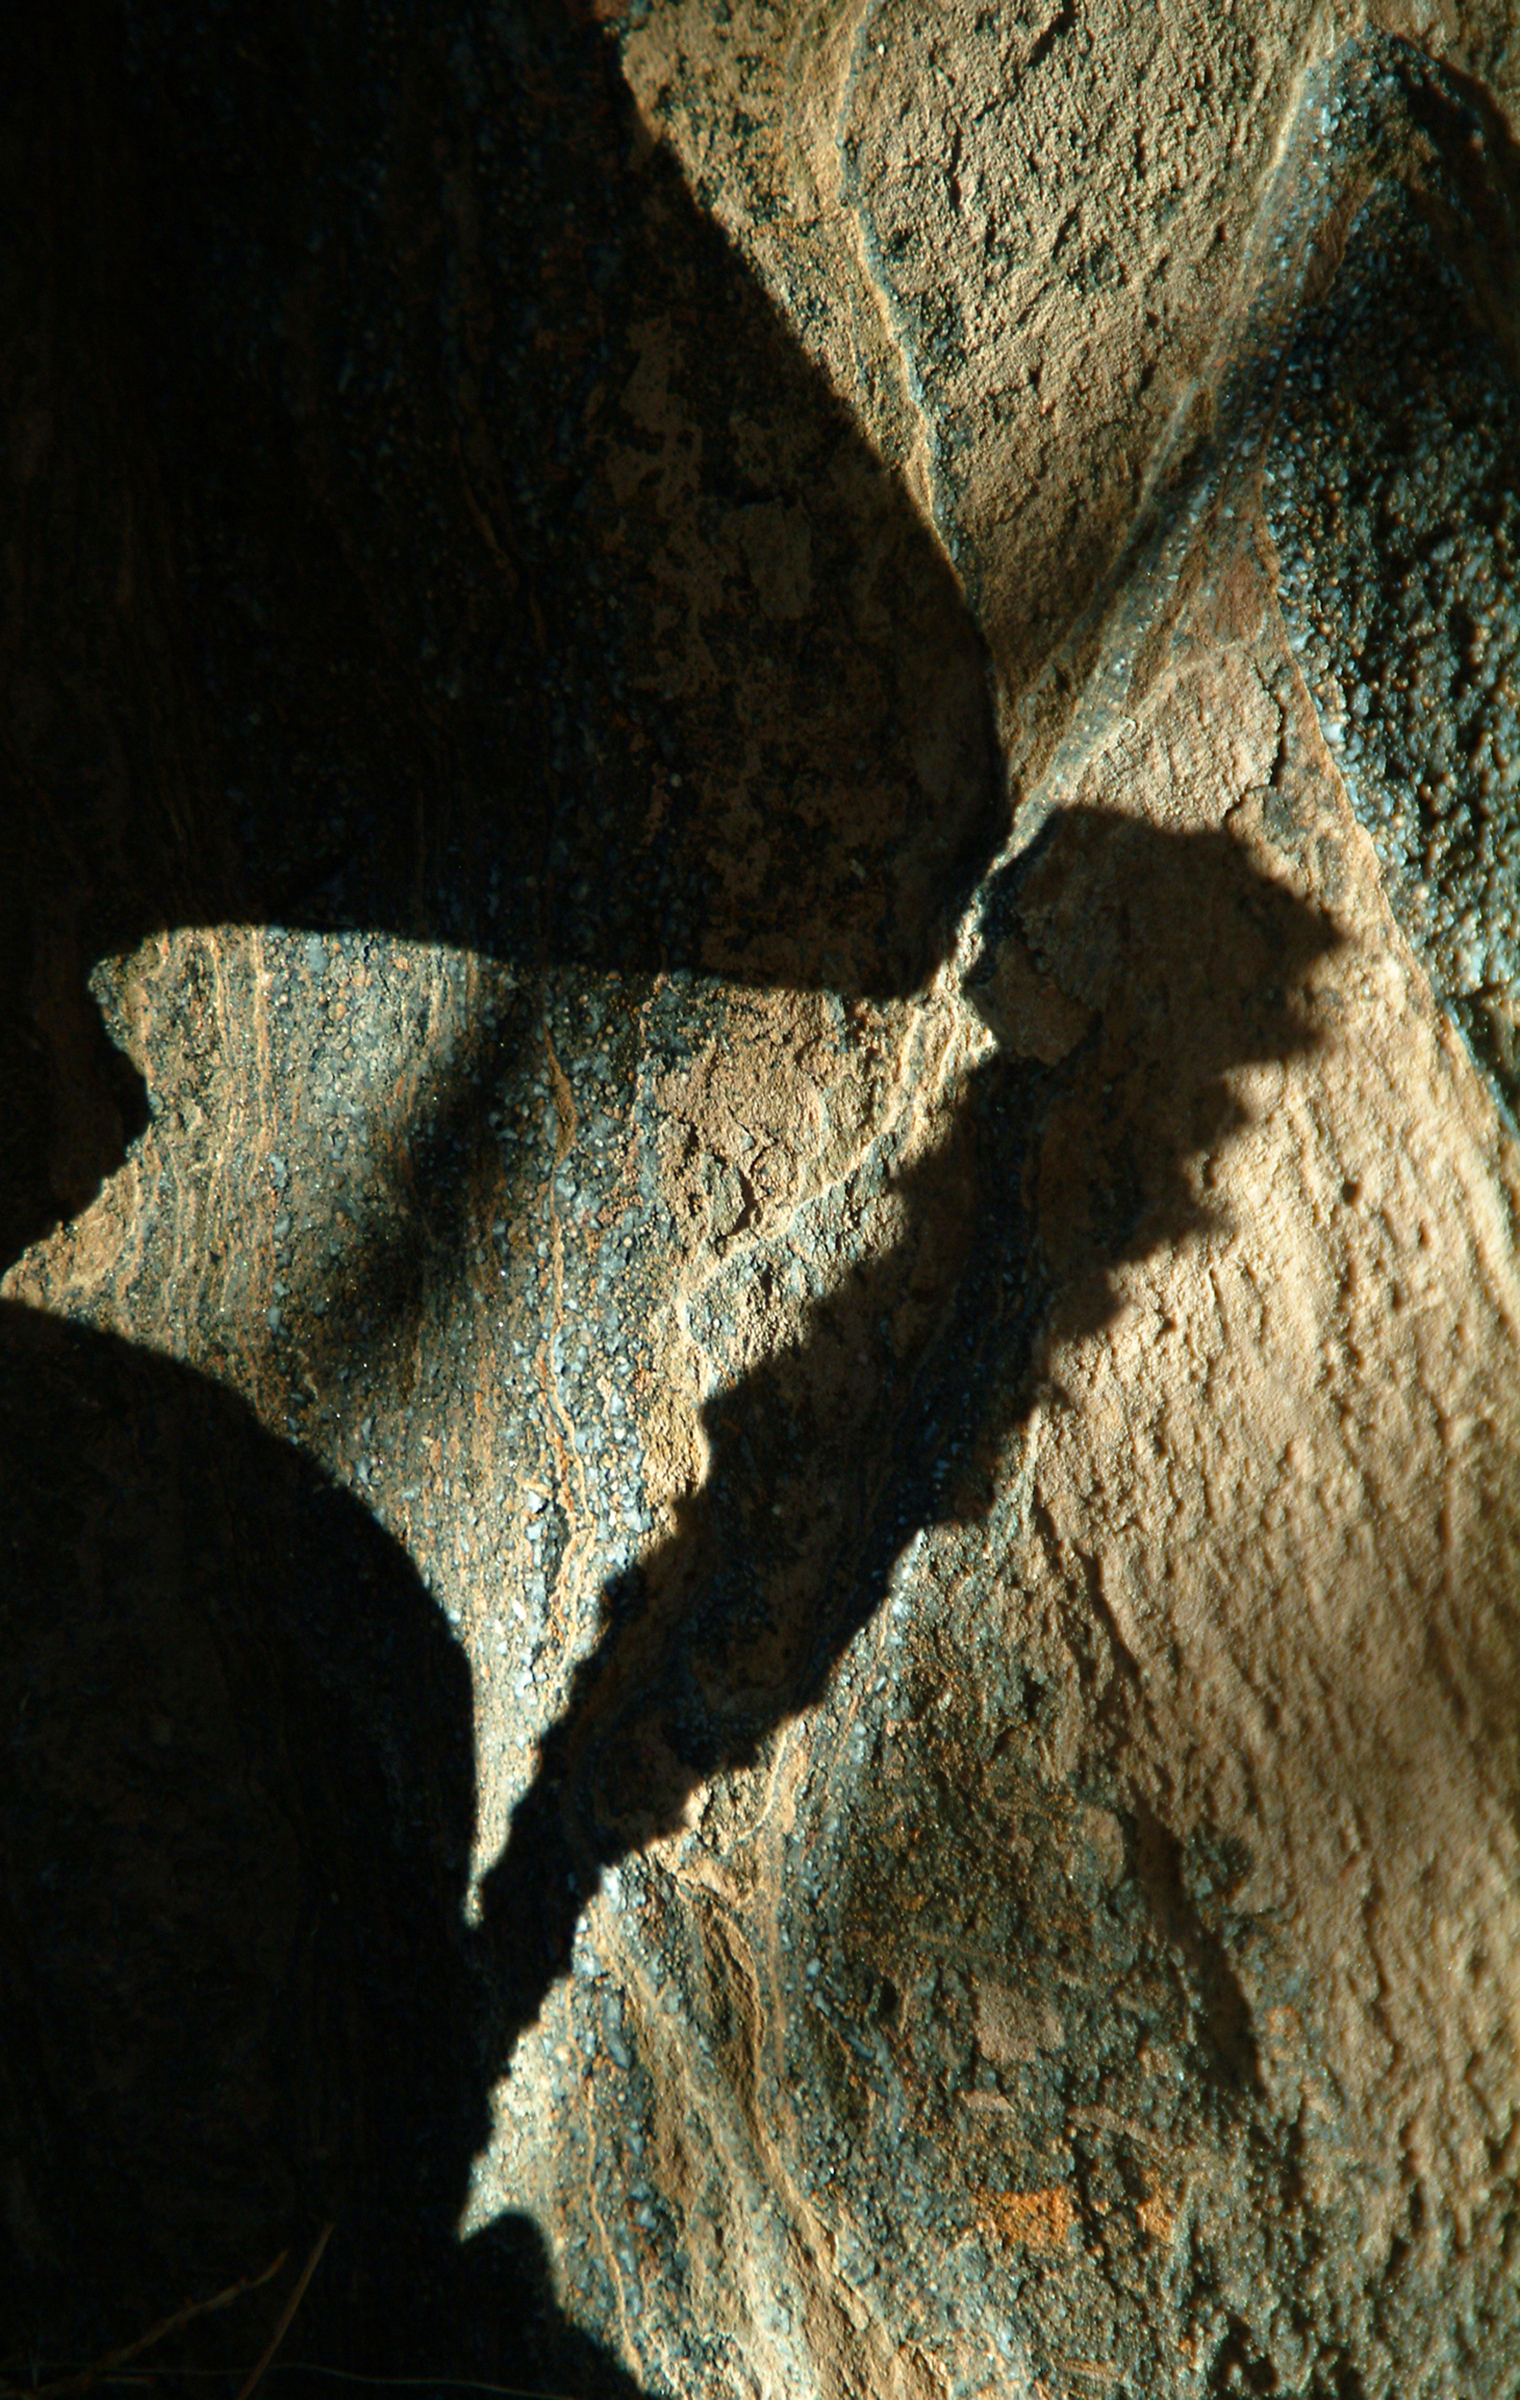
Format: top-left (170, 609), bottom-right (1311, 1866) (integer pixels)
top-left (7, 4), bottom-right (1520, 2399)
top-left (621, 0), bottom-right (1320, 738)
top-left (1268, 145), bottom-right (1520, 1120)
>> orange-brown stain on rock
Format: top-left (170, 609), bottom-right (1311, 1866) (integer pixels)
top-left (979, 2186), bottom-right (1077, 2250)
top-left (1136, 2183), bottom-right (1180, 2244)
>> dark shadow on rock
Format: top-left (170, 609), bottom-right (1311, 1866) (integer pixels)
top-left (0, 1299), bottom-right (644, 2399)
top-left (0, 7), bottom-right (800, 2386)
top-left (474, 807), bottom-right (1341, 2087)
top-left (1, 0), bottom-right (1002, 1266)
top-left (0, 1), bottom-right (1341, 2390)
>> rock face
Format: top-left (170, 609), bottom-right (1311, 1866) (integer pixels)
top-left (6, 4), bottom-right (1520, 2397)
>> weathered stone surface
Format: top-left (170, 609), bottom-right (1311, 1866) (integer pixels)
top-left (6, 4), bottom-right (1520, 2398)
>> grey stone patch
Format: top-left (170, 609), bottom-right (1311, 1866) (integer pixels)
top-left (1264, 66), bottom-right (1520, 1123)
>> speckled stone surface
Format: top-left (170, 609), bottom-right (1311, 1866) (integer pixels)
top-left (1268, 148), bottom-right (1520, 1121)
top-left (7, 7), bottom-right (1520, 2400)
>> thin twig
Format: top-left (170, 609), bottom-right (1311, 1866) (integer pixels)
top-left (231, 2225), bottom-right (333, 2400)
top-left (0, 2251), bottom-right (288, 2400)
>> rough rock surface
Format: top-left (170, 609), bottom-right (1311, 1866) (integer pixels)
top-left (6, 4), bottom-right (1520, 2398)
